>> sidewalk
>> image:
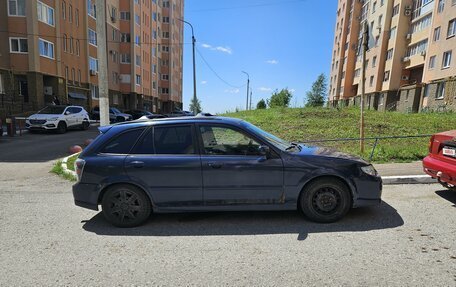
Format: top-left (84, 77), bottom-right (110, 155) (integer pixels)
top-left (374, 161), bottom-right (436, 185)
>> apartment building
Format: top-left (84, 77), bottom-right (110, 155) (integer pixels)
top-left (0, 0), bottom-right (184, 118)
top-left (329, 0), bottom-right (456, 112)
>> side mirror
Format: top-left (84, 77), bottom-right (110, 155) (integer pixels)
top-left (65, 111), bottom-right (71, 115)
top-left (258, 145), bottom-right (270, 157)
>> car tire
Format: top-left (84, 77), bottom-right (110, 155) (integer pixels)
top-left (81, 120), bottom-right (90, 130)
top-left (439, 180), bottom-right (456, 191)
top-left (101, 184), bottom-right (152, 228)
top-left (57, 122), bottom-right (67, 134)
top-left (300, 178), bottom-right (351, 223)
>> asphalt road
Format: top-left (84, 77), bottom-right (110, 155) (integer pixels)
top-left (0, 159), bottom-right (455, 286)
top-left (0, 126), bottom-right (99, 162)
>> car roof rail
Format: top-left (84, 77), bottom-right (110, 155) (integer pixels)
top-left (196, 112), bottom-right (215, 117)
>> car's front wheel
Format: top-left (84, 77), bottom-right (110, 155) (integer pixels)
top-left (300, 178), bottom-right (351, 223)
top-left (57, 121), bottom-right (67, 134)
top-left (101, 184), bottom-right (152, 228)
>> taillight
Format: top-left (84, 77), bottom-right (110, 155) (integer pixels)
top-left (75, 158), bottom-right (86, 182)
top-left (428, 135), bottom-right (435, 153)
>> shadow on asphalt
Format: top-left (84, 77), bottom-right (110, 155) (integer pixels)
top-left (435, 190), bottom-right (456, 207)
top-left (0, 127), bottom-right (99, 162)
top-left (82, 201), bottom-right (404, 240)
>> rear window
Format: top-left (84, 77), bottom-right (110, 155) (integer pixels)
top-left (100, 128), bottom-right (145, 154)
top-left (133, 125), bottom-right (194, 155)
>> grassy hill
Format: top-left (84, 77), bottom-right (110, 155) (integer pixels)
top-left (222, 107), bottom-right (456, 163)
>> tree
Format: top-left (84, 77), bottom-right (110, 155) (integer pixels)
top-left (268, 88), bottom-right (293, 108)
top-left (305, 74), bottom-right (327, 107)
top-left (189, 97), bottom-right (202, 114)
top-left (256, 99), bottom-right (267, 109)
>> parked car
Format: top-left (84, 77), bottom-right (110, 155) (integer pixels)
top-left (26, 105), bottom-right (90, 134)
top-left (423, 130), bottom-right (456, 191)
top-left (166, 110), bottom-right (194, 117)
top-left (72, 115), bottom-right (382, 227)
top-left (125, 110), bottom-right (160, 120)
top-left (91, 107), bottom-right (132, 123)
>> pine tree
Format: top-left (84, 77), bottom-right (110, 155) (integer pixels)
top-left (189, 97), bottom-right (202, 114)
top-left (305, 74), bottom-right (327, 107)
top-left (256, 99), bottom-right (267, 109)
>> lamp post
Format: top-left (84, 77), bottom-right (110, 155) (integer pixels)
top-left (178, 18), bottom-right (197, 114)
top-left (242, 71), bottom-right (250, 110)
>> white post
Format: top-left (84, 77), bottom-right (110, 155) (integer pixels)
top-left (96, 0), bottom-right (110, 126)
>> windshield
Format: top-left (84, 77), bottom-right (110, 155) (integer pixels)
top-left (110, 108), bottom-right (121, 114)
top-left (242, 121), bottom-right (292, 151)
top-left (37, 106), bottom-right (65, 115)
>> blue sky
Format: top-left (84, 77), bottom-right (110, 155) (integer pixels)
top-left (182, 0), bottom-right (337, 113)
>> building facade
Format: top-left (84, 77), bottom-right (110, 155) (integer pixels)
top-left (0, 0), bottom-right (184, 118)
top-left (329, 0), bottom-right (456, 112)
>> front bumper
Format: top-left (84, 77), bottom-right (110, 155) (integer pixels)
top-left (352, 175), bottom-right (382, 208)
top-left (26, 120), bottom-right (58, 130)
top-left (423, 156), bottom-right (456, 186)
top-left (73, 182), bottom-right (100, 211)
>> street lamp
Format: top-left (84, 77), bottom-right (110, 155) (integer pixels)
top-left (242, 71), bottom-right (250, 110)
top-left (178, 18), bottom-right (197, 114)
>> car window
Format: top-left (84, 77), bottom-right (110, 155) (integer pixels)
top-left (153, 125), bottom-right (195, 154)
top-left (131, 129), bottom-right (155, 154)
top-left (100, 128), bottom-right (145, 154)
top-left (73, 107), bottom-right (82, 113)
top-left (199, 125), bottom-right (261, 156)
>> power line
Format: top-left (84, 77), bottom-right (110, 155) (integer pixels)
top-left (188, 0), bottom-right (307, 13)
top-left (196, 48), bottom-right (245, 89)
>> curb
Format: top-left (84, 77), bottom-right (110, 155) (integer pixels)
top-left (381, 175), bottom-right (437, 185)
top-left (60, 152), bottom-right (80, 179)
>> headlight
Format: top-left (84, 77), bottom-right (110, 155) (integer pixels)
top-left (48, 117), bottom-right (59, 121)
top-left (361, 165), bottom-right (377, 176)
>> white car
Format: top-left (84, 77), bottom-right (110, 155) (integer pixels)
top-left (26, 105), bottom-right (91, 134)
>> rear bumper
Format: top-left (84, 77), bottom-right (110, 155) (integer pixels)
top-left (423, 156), bottom-right (456, 186)
top-left (72, 182), bottom-right (100, 211)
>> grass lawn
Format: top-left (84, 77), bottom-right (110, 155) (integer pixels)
top-left (222, 107), bottom-right (456, 163)
top-left (50, 153), bottom-right (79, 181)
top-left (66, 153), bottom-right (79, 172)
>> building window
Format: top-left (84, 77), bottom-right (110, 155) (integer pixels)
top-left (135, 35), bottom-right (140, 45)
top-left (429, 55), bottom-right (436, 69)
top-left (386, 48), bottom-right (393, 60)
top-left (372, 56), bottom-right (377, 67)
top-left (121, 33), bottom-right (130, 42)
top-left (68, 4), bottom-right (72, 22)
top-left (63, 34), bottom-right (67, 52)
top-left (65, 66), bottom-right (69, 81)
top-left (406, 39), bottom-right (428, 57)
top-left (369, 76), bottom-right (374, 87)
top-left (162, 45), bottom-right (169, 52)
top-left (162, 31), bottom-right (169, 38)
top-left (87, 0), bottom-right (96, 18)
top-left (120, 53), bottom-right (131, 64)
top-left (88, 29), bottom-right (97, 46)
top-left (89, 57), bottom-right (98, 72)
top-left (8, 0), bottom-right (26, 16)
top-left (372, 1), bottom-right (377, 13)
top-left (411, 14), bottom-right (432, 34)
top-left (392, 4), bottom-right (399, 16)
top-left (434, 27), bottom-right (441, 42)
top-left (71, 68), bottom-right (75, 84)
top-left (437, 0), bottom-right (444, 13)
top-left (153, 64), bottom-right (157, 74)
top-left (162, 74), bottom-right (169, 81)
top-left (448, 19), bottom-right (456, 38)
top-left (0, 75), bottom-right (4, 94)
top-left (62, 1), bottom-right (66, 19)
top-left (161, 87), bottom-right (169, 94)
top-left (389, 27), bottom-right (397, 39)
top-left (135, 13), bottom-right (140, 25)
top-left (135, 55), bottom-right (141, 66)
top-left (69, 37), bottom-right (73, 53)
top-left (120, 11), bottom-right (130, 20)
top-left (78, 70), bottom-right (81, 86)
top-left (91, 85), bottom-right (99, 99)
top-left (136, 74), bottom-right (141, 85)
top-left (9, 37), bottom-right (28, 53)
top-left (354, 69), bottom-right (360, 78)
top-left (75, 9), bottom-right (79, 26)
top-left (383, 71), bottom-right (390, 82)
top-left (442, 51), bottom-right (452, 68)
top-left (436, 82), bottom-right (445, 99)
top-left (163, 16), bottom-right (169, 23)
top-left (37, 1), bottom-right (55, 26)
top-left (38, 38), bottom-right (54, 59)
top-left (75, 40), bottom-right (80, 56)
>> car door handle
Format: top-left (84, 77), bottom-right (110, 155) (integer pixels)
top-left (128, 161), bottom-right (145, 168)
top-left (207, 162), bottom-right (222, 169)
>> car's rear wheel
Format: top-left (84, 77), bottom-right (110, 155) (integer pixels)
top-left (80, 120), bottom-right (90, 130)
top-left (57, 122), bottom-right (67, 134)
top-left (101, 184), bottom-right (152, 228)
top-left (300, 178), bottom-right (351, 223)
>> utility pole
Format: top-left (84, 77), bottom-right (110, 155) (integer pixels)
top-left (360, 21), bottom-right (368, 153)
top-left (249, 90), bottom-right (253, 110)
top-left (242, 71), bottom-right (250, 110)
top-left (178, 19), bottom-right (197, 114)
top-left (96, 0), bottom-right (110, 126)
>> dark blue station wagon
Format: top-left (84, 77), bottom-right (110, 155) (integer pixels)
top-left (73, 115), bottom-right (382, 227)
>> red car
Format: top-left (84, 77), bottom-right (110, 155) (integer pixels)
top-left (423, 130), bottom-right (456, 191)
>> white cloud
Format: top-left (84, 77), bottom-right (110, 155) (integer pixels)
top-left (258, 87), bottom-right (272, 92)
top-left (266, 59), bottom-right (279, 64)
top-left (201, 43), bottom-right (232, 54)
top-left (201, 80), bottom-right (207, 85)
top-left (289, 89), bottom-right (296, 93)
top-left (224, 88), bottom-right (240, 94)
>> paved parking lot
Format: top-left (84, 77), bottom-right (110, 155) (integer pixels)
top-left (0, 157), bottom-right (455, 285)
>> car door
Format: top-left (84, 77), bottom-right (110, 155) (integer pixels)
top-left (64, 107), bottom-right (77, 127)
top-left (198, 124), bottom-right (284, 206)
top-left (71, 107), bottom-right (83, 126)
top-left (125, 124), bottom-right (203, 207)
